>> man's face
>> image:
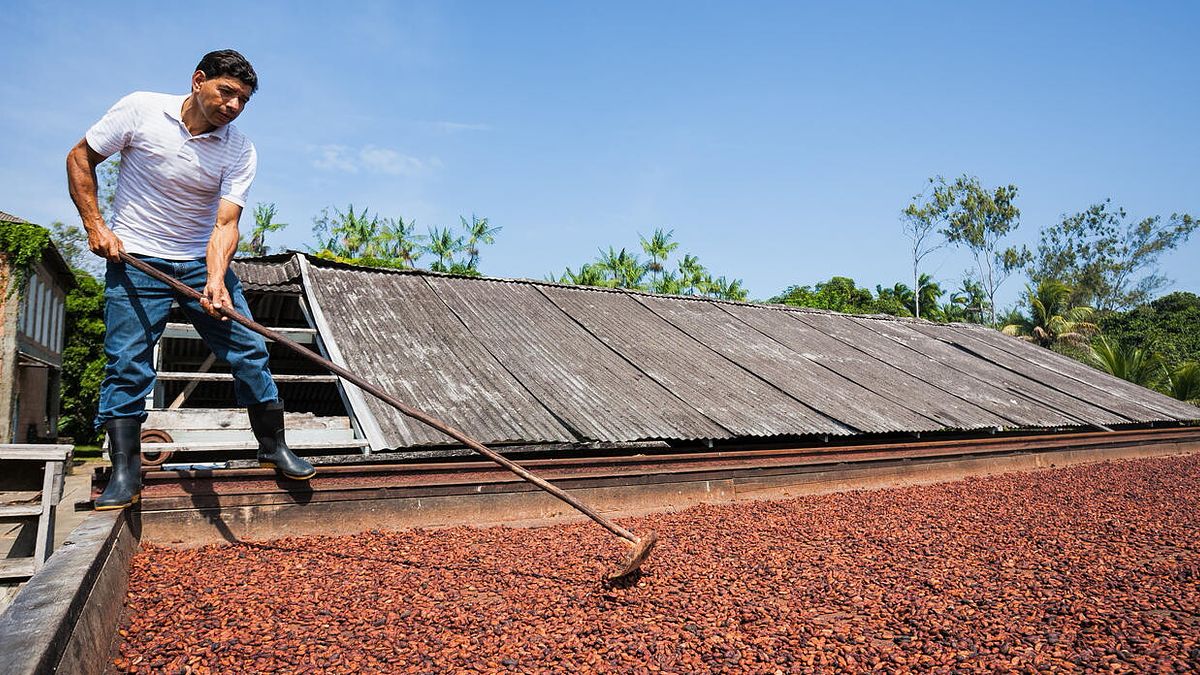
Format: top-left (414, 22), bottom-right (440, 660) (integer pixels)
top-left (191, 72), bottom-right (253, 127)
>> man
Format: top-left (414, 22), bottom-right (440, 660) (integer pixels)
top-left (67, 49), bottom-right (315, 511)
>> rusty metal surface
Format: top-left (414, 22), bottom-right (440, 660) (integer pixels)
top-left (635, 294), bottom-right (941, 433)
top-left (722, 303), bottom-right (1009, 430)
top-left (949, 324), bottom-right (1200, 422)
top-left (855, 318), bottom-right (1127, 428)
top-left (131, 427), bottom-right (1200, 509)
top-left (539, 285), bottom-right (853, 437)
top-left (428, 277), bottom-right (731, 442)
top-left (304, 265), bottom-right (574, 447)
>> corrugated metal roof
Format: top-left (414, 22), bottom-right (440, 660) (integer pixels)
top-left (936, 323), bottom-right (1200, 422)
top-left (231, 255), bottom-right (302, 292)
top-left (304, 265), bottom-right (575, 448)
top-left (634, 294), bottom-right (942, 433)
top-left (427, 277), bottom-right (732, 442)
top-left (0, 210), bottom-right (33, 224)
top-left (291, 255), bottom-right (1198, 451)
top-left (540, 285), bottom-right (853, 437)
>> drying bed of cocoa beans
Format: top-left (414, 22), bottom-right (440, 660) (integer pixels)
top-left (113, 454), bottom-right (1200, 673)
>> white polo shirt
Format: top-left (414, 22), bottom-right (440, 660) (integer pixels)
top-left (85, 91), bottom-right (257, 260)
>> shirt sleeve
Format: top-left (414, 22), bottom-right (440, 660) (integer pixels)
top-left (84, 92), bottom-right (143, 157)
top-left (219, 138), bottom-right (257, 207)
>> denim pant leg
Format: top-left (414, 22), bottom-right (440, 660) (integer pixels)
top-left (173, 262), bottom-right (279, 407)
top-left (95, 258), bottom-right (176, 426)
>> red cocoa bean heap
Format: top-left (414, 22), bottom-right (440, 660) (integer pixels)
top-left (114, 454), bottom-right (1200, 673)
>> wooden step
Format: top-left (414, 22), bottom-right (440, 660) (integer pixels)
top-left (156, 372), bottom-right (338, 383)
top-left (0, 505), bottom-right (42, 519)
top-left (139, 439), bottom-right (370, 453)
top-left (163, 322), bottom-right (317, 344)
top-left (144, 409), bottom-right (351, 431)
top-left (0, 559), bottom-right (36, 581)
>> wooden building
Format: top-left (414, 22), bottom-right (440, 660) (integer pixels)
top-left (0, 213), bottom-right (74, 444)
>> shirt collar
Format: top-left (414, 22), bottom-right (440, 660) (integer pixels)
top-left (166, 94), bottom-right (230, 140)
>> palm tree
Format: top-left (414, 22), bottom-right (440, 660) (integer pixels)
top-left (639, 228), bottom-right (679, 288)
top-left (1163, 363), bottom-right (1200, 404)
top-left (677, 254), bottom-right (707, 295)
top-left (424, 226), bottom-right (464, 273)
top-left (239, 202), bottom-right (287, 256)
top-left (1002, 280), bottom-right (1098, 348)
top-left (596, 247), bottom-right (646, 289)
top-left (379, 216), bottom-right (424, 268)
top-left (463, 215), bottom-right (501, 271)
top-left (946, 279), bottom-right (987, 323)
top-left (1088, 336), bottom-right (1161, 388)
top-left (558, 263), bottom-right (611, 287)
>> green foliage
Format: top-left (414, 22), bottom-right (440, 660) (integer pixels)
top-left (1097, 292), bottom-right (1200, 372)
top-left (921, 174), bottom-right (1030, 325)
top-left (771, 277), bottom-right (883, 314)
top-left (942, 277), bottom-right (989, 323)
top-left (311, 205), bottom-right (496, 275)
top-left (1030, 199), bottom-right (1198, 311)
top-left (0, 222), bottom-right (52, 293)
top-left (1088, 335), bottom-right (1161, 388)
top-left (238, 203), bottom-right (289, 256)
top-left (58, 270), bottom-right (106, 444)
top-left (1163, 363), bottom-right (1200, 404)
top-left (554, 231), bottom-right (748, 301)
top-left (1001, 280), bottom-right (1098, 349)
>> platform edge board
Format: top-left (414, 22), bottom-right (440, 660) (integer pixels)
top-left (0, 510), bottom-right (139, 675)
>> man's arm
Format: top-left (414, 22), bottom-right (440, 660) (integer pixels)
top-left (66, 139), bottom-right (124, 261)
top-left (201, 199), bottom-right (243, 320)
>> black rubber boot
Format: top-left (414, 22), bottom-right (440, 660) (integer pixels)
top-left (95, 418), bottom-right (142, 510)
top-left (249, 400), bottom-right (316, 480)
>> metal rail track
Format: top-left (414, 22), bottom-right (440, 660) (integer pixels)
top-left (120, 426), bottom-right (1200, 512)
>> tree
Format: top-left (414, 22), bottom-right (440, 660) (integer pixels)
top-left (1097, 291), bottom-right (1200, 372)
top-left (58, 271), bottom-right (106, 444)
top-left (771, 276), bottom-right (880, 314)
top-left (1001, 280), bottom-right (1098, 349)
top-left (48, 220), bottom-right (105, 277)
top-left (1030, 199), bottom-right (1198, 311)
top-left (639, 228), bottom-right (679, 290)
top-left (238, 203), bottom-right (289, 257)
top-left (927, 175), bottom-right (1029, 325)
top-left (1163, 363), bottom-right (1200, 404)
top-left (424, 226), bottom-right (465, 273)
top-left (901, 181), bottom-right (951, 319)
top-left (1088, 336), bottom-right (1161, 388)
top-left (462, 215), bottom-right (501, 271)
top-left (943, 277), bottom-right (988, 323)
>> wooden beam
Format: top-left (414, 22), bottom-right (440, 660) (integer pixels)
top-left (168, 353), bottom-right (217, 409)
top-left (0, 445), bottom-right (73, 461)
top-left (156, 372), bottom-right (338, 383)
top-left (162, 322), bottom-right (317, 344)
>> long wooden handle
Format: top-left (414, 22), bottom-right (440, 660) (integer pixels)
top-left (120, 253), bottom-right (640, 544)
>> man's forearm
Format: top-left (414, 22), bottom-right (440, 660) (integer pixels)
top-left (66, 142), bottom-right (105, 232)
top-left (205, 218), bottom-right (240, 280)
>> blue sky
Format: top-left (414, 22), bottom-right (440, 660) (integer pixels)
top-left (2, 1), bottom-right (1197, 306)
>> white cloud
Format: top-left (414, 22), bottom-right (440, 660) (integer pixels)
top-left (310, 144), bottom-right (437, 176)
top-left (311, 145), bottom-right (359, 173)
top-left (359, 145), bottom-right (431, 175)
top-left (432, 121), bottom-right (491, 134)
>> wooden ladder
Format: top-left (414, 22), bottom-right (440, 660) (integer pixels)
top-left (0, 445), bottom-right (73, 582)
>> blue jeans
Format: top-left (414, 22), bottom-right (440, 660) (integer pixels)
top-left (95, 255), bottom-right (279, 427)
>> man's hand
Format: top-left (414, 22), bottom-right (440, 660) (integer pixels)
top-left (87, 223), bottom-right (125, 262)
top-left (201, 278), bottom-right (233, 321)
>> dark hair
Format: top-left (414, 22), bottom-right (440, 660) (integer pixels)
top-left (195, 49), bottom-right (258, 94)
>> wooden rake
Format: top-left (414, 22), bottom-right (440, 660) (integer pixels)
top-left (120, 252), bottom-right (657, 580)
